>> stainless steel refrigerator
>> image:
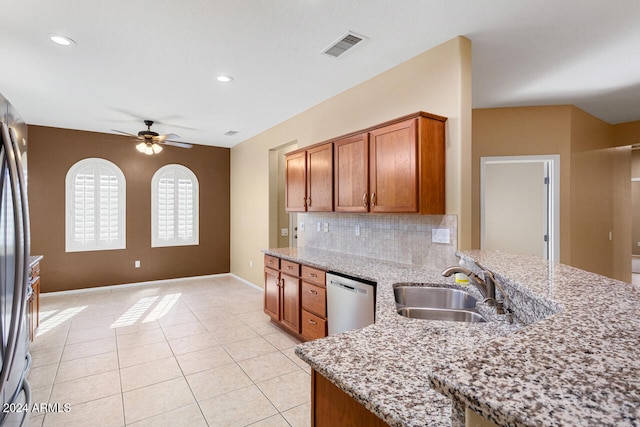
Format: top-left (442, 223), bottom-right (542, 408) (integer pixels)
top-left (0, 93), bottom-right (31, 427)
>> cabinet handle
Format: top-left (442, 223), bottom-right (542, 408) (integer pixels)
top-left (276, 278), bottom-right (281, 287)
top-left (362, 193), bottom-right (368, 207)
top-left (308, 273), bottom-right (317, 278)
top-left (287, 265), bottom-right (293, 270)
top-left (308, 319), bottom-right (317, 325)
top-left (307, 197), bottom-right (312, 207)
top-left (370, 192), bottom-right (376, 207)
top-left (303, 198), bottom-right (307, 208)
top-left (308, 289), bottom-right (318, 295)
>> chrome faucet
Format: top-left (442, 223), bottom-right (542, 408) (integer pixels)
top-left (441, 262), bottom-right (513, 320)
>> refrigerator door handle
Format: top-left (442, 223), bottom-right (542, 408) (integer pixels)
top-left (0, 122), bottom-right (25, 397)
top-left (8, 126), bottom-right (31, 383)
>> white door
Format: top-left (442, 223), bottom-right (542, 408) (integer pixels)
top-left (481, 155), bottom-right (559, 262)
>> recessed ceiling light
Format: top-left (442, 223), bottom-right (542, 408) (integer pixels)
top-left (216, 75), bottom-right (233, 83)
top-left (49, 34), bottom-right (76, 46)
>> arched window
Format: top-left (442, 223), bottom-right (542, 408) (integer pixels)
top-left (152, 164), bottom-right (199, 247)
top-left (66, 158), bottom-right (126, 252)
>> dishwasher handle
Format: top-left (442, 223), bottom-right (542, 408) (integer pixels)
top-left (330, 280), bottom-right (369, 295)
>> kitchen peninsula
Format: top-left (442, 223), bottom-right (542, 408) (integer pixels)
top-left (264, 247), bottom-right (640, 426)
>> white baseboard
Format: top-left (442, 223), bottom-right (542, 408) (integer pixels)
top-left (41, 273), bottom-right (263, 298)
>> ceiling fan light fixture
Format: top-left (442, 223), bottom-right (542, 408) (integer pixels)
top-left (136, 142), bottom-right (147, 153)
top-left (144, 145), bottom-right (154, 155)
top-left (152, 143), bottom-right (163, 154)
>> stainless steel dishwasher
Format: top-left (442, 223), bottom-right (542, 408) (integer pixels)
top-left (326, 272), bottom-right (376, 335)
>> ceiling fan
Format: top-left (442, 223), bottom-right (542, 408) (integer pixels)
top-left (111, 120), bottom-right (193, 155)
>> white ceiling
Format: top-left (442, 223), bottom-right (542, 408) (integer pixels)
top-left (1, 0), bottom-right (639, 148)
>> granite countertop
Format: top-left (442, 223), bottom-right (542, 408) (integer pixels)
top-left (264, 247), bottom-right (519, 426)
top-left (429, 250), bottom-right (640, 427)
top-left (266, 247), bottom-right (640, 427)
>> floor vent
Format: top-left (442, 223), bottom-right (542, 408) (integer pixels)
top-left (322, 32), bottom-right (366, 58)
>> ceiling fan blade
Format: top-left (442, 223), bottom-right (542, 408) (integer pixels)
top-left (111, 129), bottom-right (140, 138)
top-left (162, 140), bottom-right (193, 149)
top-left (157, 133), bottom-right (181, 141)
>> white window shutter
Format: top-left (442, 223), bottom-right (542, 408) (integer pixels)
top-left (152, 165), bottom-right (199, 247)
top-left (66, 158), bottom-right (126, 252)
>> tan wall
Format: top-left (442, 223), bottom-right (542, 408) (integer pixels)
top-left (631, 150), bottom-right (640, 256)
top-left (569, 107), bottom-right (623, 279)
top-left (471, 106), bottom-right (573, 262)
top-left (29, 126), bottom-right (230, 292)
top-left (472, 106), bottom-right (631, 281)
top-left (230, 36), bottom-right (473, 286)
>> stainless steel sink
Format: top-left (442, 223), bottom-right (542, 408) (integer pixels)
top-left (397, 307), bottom-right (486, 323)
top-left (393, 285), bottom-right (487, 323)
top-left (394, 286), bottom-right (480, 310)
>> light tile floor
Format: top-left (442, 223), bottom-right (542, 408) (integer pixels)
top-left (28, 275), bottom-right (311, 427)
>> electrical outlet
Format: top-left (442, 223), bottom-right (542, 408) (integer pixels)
top-left (134, 260), bottom-right (140, 268)
top-left (323, 222), bottom-right (329, 232)
top-left (317, 222), bottom-right (321, 232)
top-left (280, 228), bottom-right (289, 237)
top-left (299, 222), bottom-right (304, 231)
top-left (431, 228), bottom-right (450, 244)
top-left (355, 225), bottom-right (360, 236)
top-left (249, 260), bottom-right (253, 268)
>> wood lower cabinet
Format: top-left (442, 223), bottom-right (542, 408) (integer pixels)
top-left (280, 271), bottom-right (301, 334)
top-left (312, 369), bottom-right (389, 426)
top-left (264, 265), bottom-right (280, 321)
top-left (28, 259), bottom-right (41, 342)
top-left (264, 255), bottom-right (328, 341)
top-left (301, 265), bottom-right (328, 341)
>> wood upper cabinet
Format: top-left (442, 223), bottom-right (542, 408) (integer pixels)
top-left (285, 151), bottom-right (307, 212)
top-left (285, 142), bottom-right (333, 213)
top-left (331, 112), bottom-right (446, 215)
top-left (334, 133), bottom-right (369, 212)
top-left (369, 118), bottom-right (419, 213)
top-left (306, 143), bottom-right (333, 211)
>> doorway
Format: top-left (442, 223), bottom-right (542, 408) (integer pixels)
top-left (268, 141), bottom-right (298, 249)
top-left (480, 155), bottom-right (560, 262)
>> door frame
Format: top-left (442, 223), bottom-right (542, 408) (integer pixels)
top-left (480, 155), bottom-right (560, 262)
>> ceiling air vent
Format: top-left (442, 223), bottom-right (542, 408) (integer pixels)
top-left (224, 130), bottom-right (238, 136)
top-left (322, 32), bottom-right (366, 58)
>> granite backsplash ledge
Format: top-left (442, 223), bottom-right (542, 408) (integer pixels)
top-left (297, 212), bottom-right (459, 268)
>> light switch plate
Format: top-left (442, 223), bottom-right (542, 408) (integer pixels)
top-left (432, 228), bottom-right (450, 244)
top-left (280, 228), bottom-right (289, 237)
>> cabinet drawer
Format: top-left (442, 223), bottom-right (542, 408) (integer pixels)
top-left (280, 260), bottom-right (300, 276)
top-left (301, 282), bottom-right (326, 317)
top-left (301, 310), bottom-right (327, 341)
top-left (301, 265), bottom-right (326, 286)
top-left (264, 255), bottom-right (280, 269)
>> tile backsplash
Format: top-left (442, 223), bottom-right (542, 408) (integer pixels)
top-left (297, 213), bottom-right (458, 268)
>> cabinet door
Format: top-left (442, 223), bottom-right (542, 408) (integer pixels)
top-left (280, 273), bottom-right (301, 334)
top-left (264, 267), bottom-right (280, 321)
top-left (306, 143), bottom-right (333, 212)
top-left (334, 133), bottom-right (369, 212)
top-left (369, 118), bottom-right (418, 213)
top-left (285, 151), bottom-right (307, 212)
